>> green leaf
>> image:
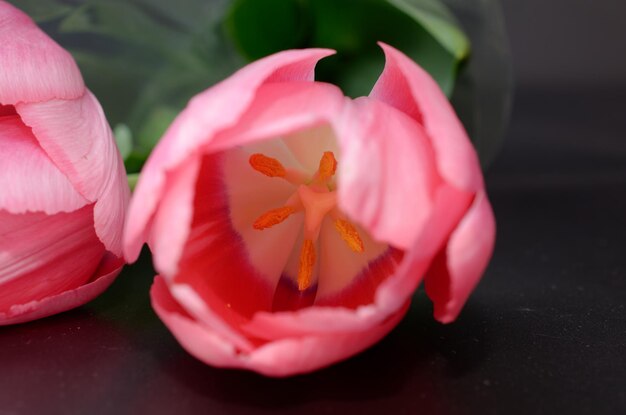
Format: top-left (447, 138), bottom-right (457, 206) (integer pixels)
top-left (225, 0), bottom-right (309, 61)
top-left (387, 0), bottom-right (470, 60)
top-left (224, 0), bottom-right (469, 97)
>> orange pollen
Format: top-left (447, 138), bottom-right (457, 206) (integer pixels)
top-left (297, 239), bottom-right (316, 291)
top-left (249, 153), bottom-right (286, 178)
top-left (334, 219), bottom-right (365, 253)
top-left (318, 151), bottom-right (337, 181)
top-left (253, 206), bottom-right (296, 230)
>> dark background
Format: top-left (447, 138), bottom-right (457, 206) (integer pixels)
top-left (1, 1), bottom-right (625, 414)
top-left (503, 0), bottom-right (626, 89)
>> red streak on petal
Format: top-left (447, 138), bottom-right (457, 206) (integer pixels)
top-left (0, 104), bottom-right (17, 117)
top-left (424, 247), bottom-right (451, 319)
top-left (316, 248), bottom-right (404, 309)
top-left (271, 275), bottom-right (317, 312)
top-left (175, 153), bottom-right (274, 330)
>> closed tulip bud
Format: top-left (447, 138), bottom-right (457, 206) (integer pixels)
top-left (0, 1), bottom-right (129, 325)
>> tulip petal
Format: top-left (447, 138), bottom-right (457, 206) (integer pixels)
top-left (169, 284), bottom-right (257, 353)
top-left (152, 275), bottom-right (409, 377)
top-left (0, 205), bottom-right (105, 312)
top-left (0, 114), bottom-right (88, 214)
top-left (375, 184), bottom-right (473, 311)
top-left (148, 154), bottom-right (201, 279)
top-left (16, 91), bottom-right (130, 257)
top-left (124, 49), bottom-right (336, 262)
top-left (0, 2), bottom-right (84, 105)
top-left (212, 83), bottom-right (345, 161)
top-left (0, 253), bottom-right (122, 326)
top-left (245, 303), bottom-right (407, 377)
top-left (336, 96), bottom-right (440, 250)
top-left (370, 42), bottom-right (482, 192)
top-left (425, 190), bottom-right (495, 323)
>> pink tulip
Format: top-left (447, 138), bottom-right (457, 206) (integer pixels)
top-left (124, 43), bottom-right (495, 376)
top-left (0, 2), bottom-right (129, 325)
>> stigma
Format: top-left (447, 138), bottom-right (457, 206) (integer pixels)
top-left (249, 151), bottom-right (364, 291)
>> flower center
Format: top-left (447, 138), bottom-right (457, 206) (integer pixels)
top-left (249, 151), bottom-right (364, 291)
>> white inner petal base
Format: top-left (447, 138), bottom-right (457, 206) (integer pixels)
top-left (221, 124), bottom-right (393, 309)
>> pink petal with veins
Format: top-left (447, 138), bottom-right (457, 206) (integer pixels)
top-left (0, 253), bottom-right (122, 326)
top-left (0, 114), bottom-right (88, 214)
top-left (0, 206), bottom-right (104, 312)
top-left (0, 1), bottom-right (84, 104)
top-left (16, 91), bottom-right (130, 257)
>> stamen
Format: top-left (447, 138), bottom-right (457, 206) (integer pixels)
top-left (298, 185), bottom-right (337, 241)
top-left (297, 239), bottom-right (316, 291)
top-left (334, 219), bottom-right (365, 253)
top-left (253, 206), bottom-right (296, 230)
top-left (317, 151), bottom-right (337, 181)
top-left (249, 153), bottom-right (286, 178)
top-left (248, 150), bottom-right (366, 301)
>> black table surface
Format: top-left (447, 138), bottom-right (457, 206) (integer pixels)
top-left (1, 88), bottom-right (625, 415)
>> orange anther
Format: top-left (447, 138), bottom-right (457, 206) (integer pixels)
top-left (253, 206), bottom-right (296, 230)
top-left (334, 219), bottom-right (364, 253)
top-left (297, 239), bottom-right (316, 291)
top-left (249, 153), bottom-right (286, 178)
top-left (318, 151), bottom-right (337, 181)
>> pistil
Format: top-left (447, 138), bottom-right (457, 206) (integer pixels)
top-left (249, 150), bottom-right (365, 293)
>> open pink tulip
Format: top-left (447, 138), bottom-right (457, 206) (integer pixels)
top-left (124, 43), bottom-right (495, 376)
top-left (0, 1), bottom-right (129, 325)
